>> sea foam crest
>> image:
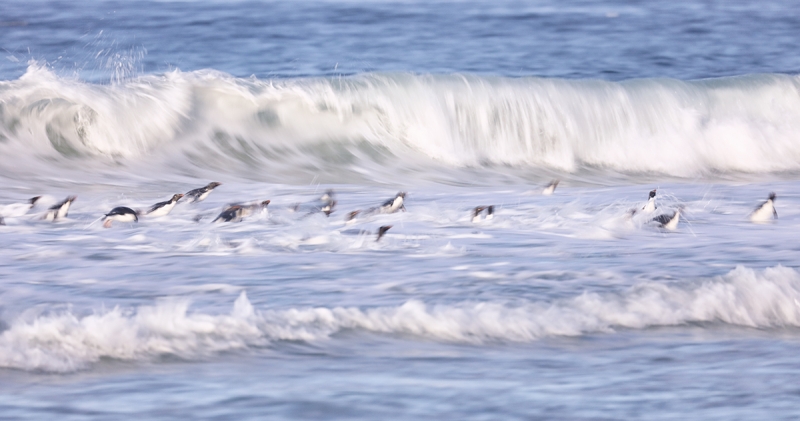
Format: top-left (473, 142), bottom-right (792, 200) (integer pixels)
top-left (1, 266), bottom-right (798, 372)
top-left (2, 66), bottom-right (800, 180)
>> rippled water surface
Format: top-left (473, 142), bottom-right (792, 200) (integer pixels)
top-left (2, 0), bottom-right (800, 419)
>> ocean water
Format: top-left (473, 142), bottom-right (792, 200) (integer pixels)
top-left (2, 0), bottom-right (800, 419)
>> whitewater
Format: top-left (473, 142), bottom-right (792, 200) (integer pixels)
top-left (3, 0), bottom-right (800, 419)
top-left (3, 66), bottom-right (800, 184)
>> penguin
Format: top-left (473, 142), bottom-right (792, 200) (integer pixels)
top-left (239, 200), bottom-right (270, 218)
top-left (213, 200), bottom-right (270, 223)
top-left (321, 200), bottom-right (337, 217)
top-left (380, 192), bottom-right (406, 214)
top-left (472, 206), bottom-right (486, 223)
top-left (184, 182), bottom-right (222, 203)
top-left (213, 205), bottom-right (243, 223)
top-left (652, 208), bottom-right (681, 231)
top-left (318, 190), bottom-right (336, 216)
top-left (749, 193), bottom-right (777, 223)
top-left (345, 210), bottom-right (361, 225)
top-left (0, 196), bottom-right (42, 218)
top-left (376, 225), bottom-right (392, 242)
top-left (542, 180), bottom-right (559, 196)
top-left (102, 206), bottom-right (138, 228)
top-left (485, 205), bottom-right (494, 220)
top-left (43, 196), bottom-right (76, 221)
top-left (146, 194), bottom-right (184, 217)
top-left (320, 189), bottom-right (335, 205)
top-left (642, 189), bottom-right (657, 213)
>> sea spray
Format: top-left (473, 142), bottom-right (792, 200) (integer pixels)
top-left (2, 266), bottom-right (798, 372)
top-left (2, 67), bottom-right (800, 183)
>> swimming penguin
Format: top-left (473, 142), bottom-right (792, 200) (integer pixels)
top-left (213, 205), bottom-right (243, 223)
top-left (472, 206), bottom-right (486, 223)
top-left (642, 189), bottom-right (657, 213)
top-left (542, 180), bottom-right (560, 196)
top-left (213, 200), bottom-right (270, 223)
top-left (376, 225), bottom-right (392, 242)
top-left (318, 189), bottom-right (336, 216)
top-left (102, 206), bottom-right (138, 228)
top-left (239, 200), bottom-right (270, 218)
top-left (485, 205), bottom-right (494, 220)
top-left (652, 207), bottom-right (681, 231)
top-left (321, 200), bottom-right (337, 217)
top-left (320, 189), bottom-right (335, 205)
top-left (380, 192), bottom-right (406, 214)
top-left (184, 182), bottom-right (222, 203)
top-left (146, 194), bottom-right (184, 217)
top-left (0, 196), bottom-right (42, 218)
top-left (345, 210), bottom-right (361, 225)
top-left (43, 196), bottom-right (76, 221)
top-left (749, 193), bottom-right (777, 222)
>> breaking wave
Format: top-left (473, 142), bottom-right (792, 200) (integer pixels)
top-left (2, 265), bottom-right (799, 372)
top-left (2, 64), bottom-right (800, 183)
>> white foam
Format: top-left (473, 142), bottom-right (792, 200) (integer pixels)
top-left (2, 266), bottom-right (799, 372)
top-left (3, 66), bottom-right (800, 183)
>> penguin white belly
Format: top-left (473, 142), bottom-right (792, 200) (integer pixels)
top-left (195, 190), bottom-right (211, 202)
top-left (148, 202), bottom-right (176, 217)
top-left (642, 199), bottom-right (656, 213)
top-left (56, 202), bottom-right (72, 219)
top-left (663, 211), bottom-right (680, 230)
top-left (0, 203), bottom-right (32, 218)
top-left (749, 201), bottom-right (774, 222)
top-left (108, 213), bottom-right (137, 223)
top-left (383, 197), bottom-right (403, 213)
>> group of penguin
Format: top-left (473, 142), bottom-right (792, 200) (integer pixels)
top-left (0, 181), bottom-right (405, 242)
top-left (0, 179), bottom-right (781, 239)
top-left (99, 181), bottom-right (225, 228)
top-left (626, 188), bottom-right (777, 229)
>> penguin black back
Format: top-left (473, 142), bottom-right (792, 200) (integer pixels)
top-left (376, 225), bottom-right (392, 242)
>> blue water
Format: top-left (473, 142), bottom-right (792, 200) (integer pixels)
top-left (2, 1), bottom-right (800, 419)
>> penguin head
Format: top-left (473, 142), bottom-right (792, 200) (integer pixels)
top-left (172, 193), bottom-right (184, 202)
top-left (769, 192), bottom-right (776, 201)
top-left (320, 189), bottom-right (334, 202)
top-left (376, 225), bottom-right (392, 241)
top-left (346, 210), bottom-right (361, 221)
top-left (649, 189), bottom-right (657, 199)
top-left (207, 182), bottom-right (222, 189)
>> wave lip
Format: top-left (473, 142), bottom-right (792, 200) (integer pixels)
top-left (3, 66), bottom-right (800, 181)
top-left (1, 266), bottom-right (798, 372)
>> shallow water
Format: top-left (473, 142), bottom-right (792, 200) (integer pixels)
top-left (2, 0), bottom-right (800, 419)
